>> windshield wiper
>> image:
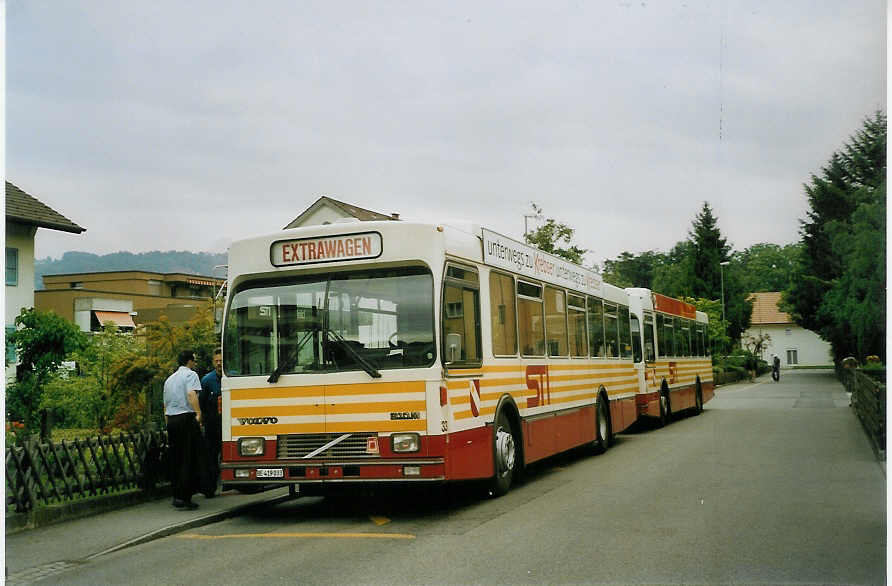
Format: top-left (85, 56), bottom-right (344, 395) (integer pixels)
top-left (325, 328), bottom-right (382, 379)
top-left (268, 329), bottom-right (315, 383)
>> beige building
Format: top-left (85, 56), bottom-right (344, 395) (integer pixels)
top-left (36, 271), bottom-right (225, 332)
top-left (743, 292), bottom-right (833, 367)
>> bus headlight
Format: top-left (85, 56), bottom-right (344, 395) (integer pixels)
top-left (239, 437), bottom-right (265, 456)
top-left (391, 433), bottom-right (420, 453)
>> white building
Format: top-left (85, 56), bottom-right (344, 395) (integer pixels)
top-left (284, 196), bottom-right (399, 228)
top-left (6, 181), bottom-right (85, 381)
top-left (743, 292), bottom-right (833, 367)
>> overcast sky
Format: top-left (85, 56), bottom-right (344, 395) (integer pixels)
top-left (7, 1), bottom-right (886, 268)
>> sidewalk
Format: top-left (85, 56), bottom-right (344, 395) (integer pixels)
top-left (5, 486), bottom-right (292, 583)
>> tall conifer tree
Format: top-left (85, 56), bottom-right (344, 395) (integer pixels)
top-left (689, 202), bottom-right (731, 298)
top-left (786, 111), bottom-right (886, 362)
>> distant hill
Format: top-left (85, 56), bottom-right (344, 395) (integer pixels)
top-left (35, 250), bottom-right (228, 290)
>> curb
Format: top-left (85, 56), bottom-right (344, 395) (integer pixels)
top-left (86, 491), bottom-right (294, 559)
top-left (6, 487), bottom-right (172, 535)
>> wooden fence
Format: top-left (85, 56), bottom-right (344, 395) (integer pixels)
top-left (842, 368), bottom-right (886, 460)
top-left (5, 430), bottom-right (169, 513)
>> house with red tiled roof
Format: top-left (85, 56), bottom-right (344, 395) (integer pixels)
top-left (6, 181), bottom-right (86, 380)
top-left (742, 292), bottom-right (832, 367)
top-left (283, 196), bottom-right (400, 229)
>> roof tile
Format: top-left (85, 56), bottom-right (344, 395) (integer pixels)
top-left (6, 181), bottom-right (85, 234)
top-left (748, 291), bottom-right (791, 325)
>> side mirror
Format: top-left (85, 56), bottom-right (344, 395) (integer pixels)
top-left (446, 332), bottom-right (462, 362)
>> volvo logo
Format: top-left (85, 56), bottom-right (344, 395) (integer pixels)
top-left (237, 417), bottom-right (278, 425)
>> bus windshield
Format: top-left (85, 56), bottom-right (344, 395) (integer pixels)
top-left (223, 266), bottom-right (435, 377)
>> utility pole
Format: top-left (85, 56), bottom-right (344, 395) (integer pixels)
top-left (720, 261), bottom-right (730, 323)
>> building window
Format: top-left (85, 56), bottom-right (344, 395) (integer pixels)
top-left (6, 248), bottom-right (18, 286)
top-left (70, 282), bottom-right (83, 289)
top-left (786, 349), bottom-right (798, 366)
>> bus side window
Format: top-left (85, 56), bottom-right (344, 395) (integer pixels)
top-left (630, 314), bottom-right (642, 363)
top-left (619, 306), bottom-right (633, 359)
top-left (588, 297), bottom-right (605, 358)
top-left (517, 281), bottom-right (545, 356)
top-left (443, 264), bottom-right (481, 364)
top-left (603, 303), bottom-right (619, 358)
top-left (655, 313), bottom-right (664, 357)
top-left (545, 286), bottom-right (568, 357)
top-left (643, 314), bottom-right (656, 362)
top-left (662, 316), bottom-right (675, 357)
top-left (568, 294), bottom-right (587, 357)
top-left (489, 272), bottom-right (517, 356)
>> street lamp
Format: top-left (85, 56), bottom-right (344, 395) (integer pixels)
top-left (523, 212), bottom-right (542, 238)
top-left (719, 261), bottom-right (730, 323)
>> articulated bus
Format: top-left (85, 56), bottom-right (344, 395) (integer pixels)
top-left (219, 221), bottom-right (714, 496)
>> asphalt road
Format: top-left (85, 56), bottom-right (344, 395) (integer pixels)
top-left (41, 370), bottom-right (886, 585)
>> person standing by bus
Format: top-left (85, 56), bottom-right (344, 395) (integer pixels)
top-left (163, 349), bottom-right (203, 510)
top-left (200, 347), bottom-right (223, 496)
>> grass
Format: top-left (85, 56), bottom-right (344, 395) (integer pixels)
top-left (52, 428), bottom-right (101, 442)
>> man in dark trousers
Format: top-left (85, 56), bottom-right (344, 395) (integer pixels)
top-left (163, 349), bottom-right (203, 510)
top-left (199, 347), bottom-right (223, 496)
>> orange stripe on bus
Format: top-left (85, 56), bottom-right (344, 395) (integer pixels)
top-left (231, 400), bottom-right (427, 418)
top-left (230, 386), bottom-right (325, 400)
top-left (230, 381), bottom-right (424, 401)
top-left (324, 420), bottom-right (426, 433)
top-left (231, 419), bottom-right (426, 436)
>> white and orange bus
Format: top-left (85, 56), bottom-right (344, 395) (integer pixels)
top-left (219, 221), bottom-right (713, 496)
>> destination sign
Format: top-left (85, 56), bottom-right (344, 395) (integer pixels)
top-left (482, 229), bottom-right (602, 296)
top-left (271, 231), bottom-right (382, 267)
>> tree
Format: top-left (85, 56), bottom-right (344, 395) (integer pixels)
top-left (44, 324), bottom-right (157, 433)
top-left (687, 297), bottom-right (730, 356)
top-left (733, 243), bottom-right (801, 293)
top-left (689, 202), bottom-right (731, 298)
top-left (721, 262), bottom-right (753, 345)
top-left (602, 250), bottom-right (664, 288)
top-left (523, 204), bottom-right (587, 264)
top-left (786, 111), bottom-right (886, 363)
top-left (741, 331), bottom-right (772, 361)
top-left (142, 303), bottom-right (220, 428)
top-left (651, 240), bottom-right (695, 298)
top-left (8, 308), bottom-right (87, 440)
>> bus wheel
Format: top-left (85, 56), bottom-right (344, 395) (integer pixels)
top-left (489, 410), bottom-right (517, 497)
top-left (593, 396), bottom-right (610, 454)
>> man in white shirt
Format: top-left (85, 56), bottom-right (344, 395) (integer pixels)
top-left (163, 349), bottom-right (203, 509)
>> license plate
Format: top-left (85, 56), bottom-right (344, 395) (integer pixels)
top-left (256, 468), bottom-right (284, 478)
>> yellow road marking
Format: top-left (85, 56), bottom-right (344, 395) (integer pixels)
top-left (370, 516), bottom-right (391, 526)
top-left (179, 532), bottom-right (414, 540)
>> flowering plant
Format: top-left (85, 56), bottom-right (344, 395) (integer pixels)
top-left (6, 420), bottom-right (26, 447)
